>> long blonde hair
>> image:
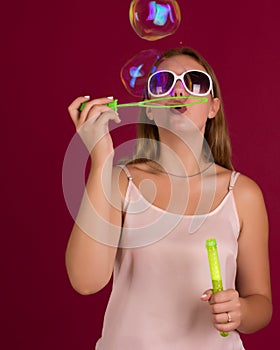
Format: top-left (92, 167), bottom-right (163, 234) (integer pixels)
top-left (131, 47), bottom-right (233, 170)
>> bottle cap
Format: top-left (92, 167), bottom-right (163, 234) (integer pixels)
top-left (206, 238), bottom-right (217, 248)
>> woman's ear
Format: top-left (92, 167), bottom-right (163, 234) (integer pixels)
top-left (146, 107), bottom-right (153, 120)
top-left (208, 97), bottom-right (220, 119)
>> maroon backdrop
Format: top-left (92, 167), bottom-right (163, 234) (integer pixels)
top-left (2, 0), bottom-right (279, 349)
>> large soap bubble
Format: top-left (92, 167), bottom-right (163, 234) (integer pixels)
top-left (120, 49), bottom-right (161, 97)
top-left (129, 0), bottom-right (181, 41)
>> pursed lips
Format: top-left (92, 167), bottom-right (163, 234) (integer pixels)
top-left (172, 106), bottom-right (187, 114)
top-left (167, 99), bottom-right (188, 114)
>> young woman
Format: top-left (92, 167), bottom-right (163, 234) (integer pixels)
top-left (66, 47), bottom-right (272, 349)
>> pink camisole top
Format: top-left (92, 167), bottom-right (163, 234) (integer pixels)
top-left (95, 167), bottom-right (245, 350)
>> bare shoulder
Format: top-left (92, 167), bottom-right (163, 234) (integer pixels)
top-left (233, 173), bottom-right (268, 230)
top-left (213, 165), bottom-right (267, 220)
top-left (112, 162), bottom-right (148, 197)
top-left (234, 173), bottom-right (265, 203)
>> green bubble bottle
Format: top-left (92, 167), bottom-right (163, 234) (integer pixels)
top-left (206, 238), bottom-right (229, 337)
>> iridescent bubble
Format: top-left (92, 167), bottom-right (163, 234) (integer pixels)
top-left (129, 0), bottom-right (181, 41)
top-left (120, 49), bottom-right (161, 97)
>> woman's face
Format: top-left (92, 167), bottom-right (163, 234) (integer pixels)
top-left (147, 55), bottom-right (220, 134)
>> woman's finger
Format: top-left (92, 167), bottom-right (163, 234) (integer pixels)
top-left (68, 96), bottom-right (90, 125)
top-left (76, 104), bottom-right (119, 130)
top-left (200, 289), bottom-right (213, 301)
top-left (78, 96), bottom-right (114, 127)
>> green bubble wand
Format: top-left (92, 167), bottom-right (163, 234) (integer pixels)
top-left (79, 96), bottom-right (208, 112)
top-left (206, 238), bottom-right (229, 337)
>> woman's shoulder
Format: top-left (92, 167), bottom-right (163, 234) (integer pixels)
top-left (228, 170), bottom-right (267, 226)
top-left (113, 162), bottom-right (147, 178)
top-left (115, 161), bottom-right (154, 180)
top-left (112, 162), bottom-right (148, 198)
top-left (215, 165), bottom-right (263, 196)
top-left (215, 166), bottom-right (267, 228)
top-left (232, 171), bottom-right (264, 200)
top-left (212, 165), bottom-right (265, 205)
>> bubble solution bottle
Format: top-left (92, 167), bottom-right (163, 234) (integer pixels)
top-left (206, 238), bottom-right (229, 337)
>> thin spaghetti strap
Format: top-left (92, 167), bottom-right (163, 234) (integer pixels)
top-left (229, 171), bottom-right (240, 191)
top-left (116, 165), bottom-right (133, 181)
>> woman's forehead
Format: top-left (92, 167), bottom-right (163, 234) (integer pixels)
top-left (157, 55), bottom-right (206, 72)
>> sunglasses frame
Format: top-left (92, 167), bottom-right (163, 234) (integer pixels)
top-left (147, 69), bottom-right (214, 98)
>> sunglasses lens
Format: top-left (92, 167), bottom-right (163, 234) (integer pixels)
top-left (185, 71), bottom-right (211, 95)
top-left (149, 71), bottom-right (174, 96)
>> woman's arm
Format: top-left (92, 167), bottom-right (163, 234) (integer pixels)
top-left (201, 174), bottom-right (272, 334)
top-left (234, 174), bottom-right (272, 333)
top-left (65, 165), bottom-right (123, 295)
top-left (65, 96), bottom-right (123, 295)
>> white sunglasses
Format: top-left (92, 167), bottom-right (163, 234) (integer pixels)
top-left (148, 69), bottom-right (214, 98)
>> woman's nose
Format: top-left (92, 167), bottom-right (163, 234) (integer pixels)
top-left (171, 79), bottom-right (187, 97)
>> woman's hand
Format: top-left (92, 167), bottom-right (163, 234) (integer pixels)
top-left (201, 288), bottom-right (242, 333)
top-left (67, 96), bottom-right (121, 159)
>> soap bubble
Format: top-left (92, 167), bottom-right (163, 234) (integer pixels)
top-left (120, 49), bottom-right (161, 97)
top-left (129, 0), bottom-right (181, 41)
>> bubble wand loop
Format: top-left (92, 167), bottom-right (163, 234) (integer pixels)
top-left (79, 96), bottom-right (208, 112)
top-left (206, 239), bottom-right (229, 337)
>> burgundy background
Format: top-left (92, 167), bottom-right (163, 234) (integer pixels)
top-left (2, 0), bottom-right (279, 349)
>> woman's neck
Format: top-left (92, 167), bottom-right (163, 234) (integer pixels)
top-left (155, 128), bottom-right (211, 177)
